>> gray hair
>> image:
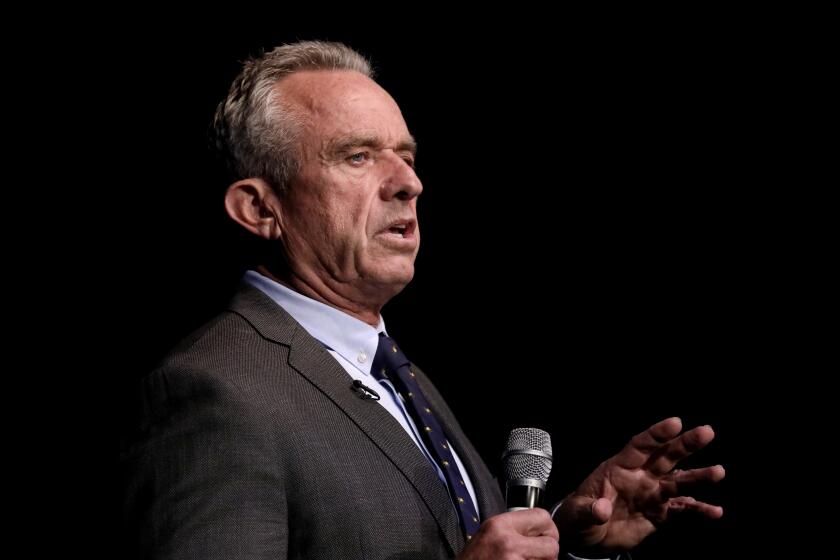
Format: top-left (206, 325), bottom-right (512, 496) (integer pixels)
top-left (213, 41), bottom-right (373, 194)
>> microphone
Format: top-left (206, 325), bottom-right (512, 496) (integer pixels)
top-left (502, 428), bottom-right (553, 511)
top-left (351, 379), bottom-right (381, 400)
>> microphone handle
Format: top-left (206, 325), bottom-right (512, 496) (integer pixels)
top-left (506, 484), bottom-right (543, 512)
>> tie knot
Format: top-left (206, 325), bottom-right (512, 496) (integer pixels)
top-left (372, 333), bottom-right (410, 381)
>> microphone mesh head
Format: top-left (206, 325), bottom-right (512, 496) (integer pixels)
top-left (502, 428), bottom-right (553, 484)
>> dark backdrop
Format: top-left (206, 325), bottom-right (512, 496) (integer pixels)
top-left (117, 21), bottom-right (758, 558)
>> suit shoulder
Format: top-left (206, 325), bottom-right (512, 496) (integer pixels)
top-left (160, 309), bottom-right (287, 370)
top-left (124, 310), bottom-right (294, 414)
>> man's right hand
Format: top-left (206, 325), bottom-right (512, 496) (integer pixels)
top-left (457, 508), bottom-right (559, 560)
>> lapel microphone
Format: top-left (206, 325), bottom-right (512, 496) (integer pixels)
top-left (351, 379), bottom-right (381, 401)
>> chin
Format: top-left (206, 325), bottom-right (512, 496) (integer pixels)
top-left (366, 262), bottom-right (415, 293)
top-left (383, 266), bottom-right (415, 287)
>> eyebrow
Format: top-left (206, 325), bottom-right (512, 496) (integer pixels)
top-left (327, 134), bottom-right (417, 157)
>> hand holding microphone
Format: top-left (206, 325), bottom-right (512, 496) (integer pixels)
top-left (457, 428), bottom-right (558, 560)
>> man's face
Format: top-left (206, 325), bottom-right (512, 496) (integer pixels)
top-left (276, 70), bottom-right (423, 301)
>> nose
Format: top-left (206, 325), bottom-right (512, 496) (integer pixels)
top-left (381, 151), bottom-right (423, 201)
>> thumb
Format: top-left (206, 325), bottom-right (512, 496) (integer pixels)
top-left (555, 495), bottom-right (612, 529)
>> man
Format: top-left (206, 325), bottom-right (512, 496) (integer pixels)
top-left (121, 41), bottom-right (724, 559)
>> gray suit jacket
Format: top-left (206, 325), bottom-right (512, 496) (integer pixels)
top-left (122, 283), bottom-right (506, 559)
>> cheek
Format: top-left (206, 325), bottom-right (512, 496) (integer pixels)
top-left (300, 171), bottom-right (379, 248)
top-left (322, 207), bottom-right (367, 256)
top-left (335, 195), bottom-right (378, 239)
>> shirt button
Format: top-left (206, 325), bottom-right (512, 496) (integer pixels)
top-left (357, 351), bottom-right (367, 363)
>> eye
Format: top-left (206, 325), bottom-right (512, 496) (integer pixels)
top-left (402, 155), bottom-right (416, 169)
top-left (347, 151), bottom-right (369, 165)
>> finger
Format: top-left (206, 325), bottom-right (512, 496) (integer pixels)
top-left (537, 514), bottom-right (560, 540)
top-left (516, 535), bottom-right (560, 559)
top-left (668, 496), bottom-right (724, 519)
top-left (660, 465), bottom-right (726, 500)
top-left (615, 417), bottom-right (683, 469)
top-left (674, 464), bottom-right (726, 486)
top-left (501, 508), bottom-right (557, 537)
top-left (469, 517), bottom-right (559, 559)
top-left (645, 425), bottom-right (715, 475)
top-left (477, 510), bottom-right (560, 557)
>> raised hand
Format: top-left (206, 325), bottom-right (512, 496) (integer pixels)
top-left (553, 417), bottom-right (725, 556)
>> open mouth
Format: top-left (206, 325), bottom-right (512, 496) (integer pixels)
top-left (383, 219), bottom-right (416, 239)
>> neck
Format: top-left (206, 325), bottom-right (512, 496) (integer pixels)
top-left (255, 264), bottom-right (384, 327)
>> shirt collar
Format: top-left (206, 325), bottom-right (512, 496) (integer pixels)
top-left (243, 270), bottom-right (385, 377)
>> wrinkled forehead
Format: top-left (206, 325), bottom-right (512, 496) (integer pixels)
top-left (276, 70), bottom-right (411, 142)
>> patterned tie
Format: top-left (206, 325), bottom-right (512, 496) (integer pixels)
top-left (371, 332), bottom-right (481, 541)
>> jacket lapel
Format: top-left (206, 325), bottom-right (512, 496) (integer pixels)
top-left (227, 284), bottom-right (464, 555)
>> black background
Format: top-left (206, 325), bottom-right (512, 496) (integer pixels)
top-left (113, 18), bottom-right (775, 558)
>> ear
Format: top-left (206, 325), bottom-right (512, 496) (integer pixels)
top-left (224, 178), bottom-right (283, 240)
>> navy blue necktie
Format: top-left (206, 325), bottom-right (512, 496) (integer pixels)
top-left (371, 332), bottom-right (481, 541)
